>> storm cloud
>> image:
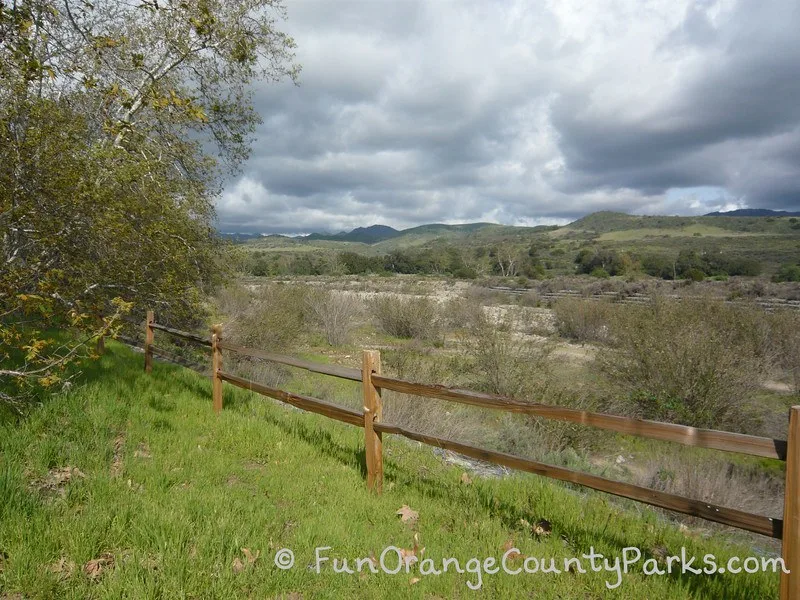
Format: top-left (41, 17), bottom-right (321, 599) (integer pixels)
top-left (217, 0), bottom-right (800, 234)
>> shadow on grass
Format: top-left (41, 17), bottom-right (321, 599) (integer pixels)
top-left (232, 399), bottom-right (773, 600)
top-left (131, 348), bottom-right (777, 600)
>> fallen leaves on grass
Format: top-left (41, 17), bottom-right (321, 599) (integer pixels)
top-left (533, 519), bottom-right (552, 537)
top-left (501, 540), bottom-right (522, 561)
top-left (232, 557), bottom-right (245, 574)
top-left (233, 548), bottom-right (260, 573)
top-left (399, 533), bottom-right (425, 568)
top-left (30, 467), bottom-right (85, 497)
top-left (241, 548), bottom-right (260, 565)
top-left (110, 435), bottom-right (125, 477)
top-left (48, 557), bottom-right (76, 580)
top-left (396, 505), bottom-right (419, 525)
top-left (84, 552), bottom-right (114, 581)
top-left (133, 443), bottom-right (152, 459)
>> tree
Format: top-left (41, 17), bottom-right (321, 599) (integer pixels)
top-left (490, 243), bottom-right (519, 277)
top-left (1, 0), bottom-right (299, 410)
top-left (575, 247), bottom-right (629, 276)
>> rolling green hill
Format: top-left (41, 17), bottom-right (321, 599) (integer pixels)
top-left (237, 211), bottom-right (800, 279)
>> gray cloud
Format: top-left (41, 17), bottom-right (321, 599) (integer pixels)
top-left (216, 0), bottom-right (800, 234)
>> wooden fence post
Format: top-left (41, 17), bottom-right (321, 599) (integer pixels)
top-left (781, 405), bottom-right (800, 599)
top-left (362, 350), bottom-right (383, 494)
top-left (211, 324), bottom-right (223, 413)
top-left (144, 310), bottom-right (154, 373)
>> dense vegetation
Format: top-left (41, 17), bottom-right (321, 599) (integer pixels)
top-left (0, 0), bottom-right (298, 408)
top-left (237, 212), bottom-right (800, 284)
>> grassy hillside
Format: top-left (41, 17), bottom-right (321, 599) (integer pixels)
top-left (561, 211), bottom-right (800, 236)
top-left (0, 342), bottom-right (783, 598)
top-left (237, 211), bottom-right (800, 279)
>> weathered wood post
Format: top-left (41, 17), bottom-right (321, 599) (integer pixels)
top-left (144, 310), bottom-right (154, 373)
top-left (781, 406), bottom-right (800, 599)
top-left (362, 349), bottom-right (383, 493)
top-left (211, 324), bottom-right (223, 413)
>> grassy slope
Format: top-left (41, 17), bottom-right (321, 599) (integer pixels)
top-left (0, 343), bottom-right (780, 599)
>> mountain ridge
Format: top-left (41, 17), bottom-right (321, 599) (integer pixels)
top-left (703, 208), bottom-right (800, 217)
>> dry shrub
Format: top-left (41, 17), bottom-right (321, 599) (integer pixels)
top-left (224, 283), bottom-right (309, 352)
top-left (371, 295), bottom-right (444, 344)
top-left (638, 454), bottom-right (783, 525)
top-left (442, 297), bottom-right (485, 332)
top-left (552, 298), bottom-right (616, 344)
top-left (769, 309), bottom-right (800, 393)
top-left (214, 282), bottom-right (255, 321)
top-left (490, 394), bottom-right (606, 462)
top-left (599, 298), bottom-right (770, 431)
top-left (230, 357), bottom-right (291, 389)
top-left (383, 393), bottom-right (489, 443)
top-left (305, 289), bottom-right (362, 346)
top-left (381, 344), bottom-right (488, 442)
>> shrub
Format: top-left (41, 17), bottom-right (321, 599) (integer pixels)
top-left (305, 289), bottom-right (362, 346)
top-left (458, 308), bottom-right (553, 399)
top-left (552, 298), bottom-right (615, 344)
top-left (214, 283), bottom-right (254, 321)
top-left (774, 264), bottom-right (800, 283)
top-left (371, 295), bottom-right (444, 343)
top-left (769, 310), bottom-right (800, 393)
top-left (490, 394), bottom-right (606, 461)
top-left (590, 267), bottom-right (610, 278)
top-left (598, 298), bottom-right (769, 431)
top-left (683, 267), bottom-right (705, 282)
top-left (224, 283), bottom-right (309, 352)
top-left (639, 454), bottom-right (783, 524)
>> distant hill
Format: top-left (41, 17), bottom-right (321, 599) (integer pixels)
top-left (219, 232), bottom-right (272, 242)
top-left (562, 209), bottom-right (800, 236)
top-left (305, 224), bottom-right (401, 244)
top-left (703, 208), bottom-right (800, 217)
top-left (301, 222), bottom-right (505, 245)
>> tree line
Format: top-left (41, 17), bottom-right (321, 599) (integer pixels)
top-left (240, 243), bottom-right (796, 283)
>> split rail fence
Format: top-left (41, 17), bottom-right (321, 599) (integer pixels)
top-left (136, 310), bottom-right (800, 599)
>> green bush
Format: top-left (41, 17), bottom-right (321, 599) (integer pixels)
top-left (459, 309), bottom-right (553, 399)
top-left (683, 267), bottom-right (705, 282)
top-left (225, 283), bottom-right (309, 351)
top-left (773, 264), bottom-right (800, 282)
top-left (598, 298), bottom-right (769, 431)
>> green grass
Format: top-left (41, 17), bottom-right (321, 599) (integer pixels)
top-left (0, 342), bottom-right (783, 598)
top-left (597, 224), bottom-right (765, 242)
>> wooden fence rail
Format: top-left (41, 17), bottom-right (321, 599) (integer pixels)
top-left (139, 313), bottom-right (800, 598)
top-left (371, 374), bottom-right (787, 460)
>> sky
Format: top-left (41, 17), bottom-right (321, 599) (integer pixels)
top-left (216, 0), bottom-right (800, 234)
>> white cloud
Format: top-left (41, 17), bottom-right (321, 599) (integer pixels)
top-left (217, 0), bottom-right (800, 233)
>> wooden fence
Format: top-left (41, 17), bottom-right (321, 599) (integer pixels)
top-left (138, 310), bottom-right (800, 598)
